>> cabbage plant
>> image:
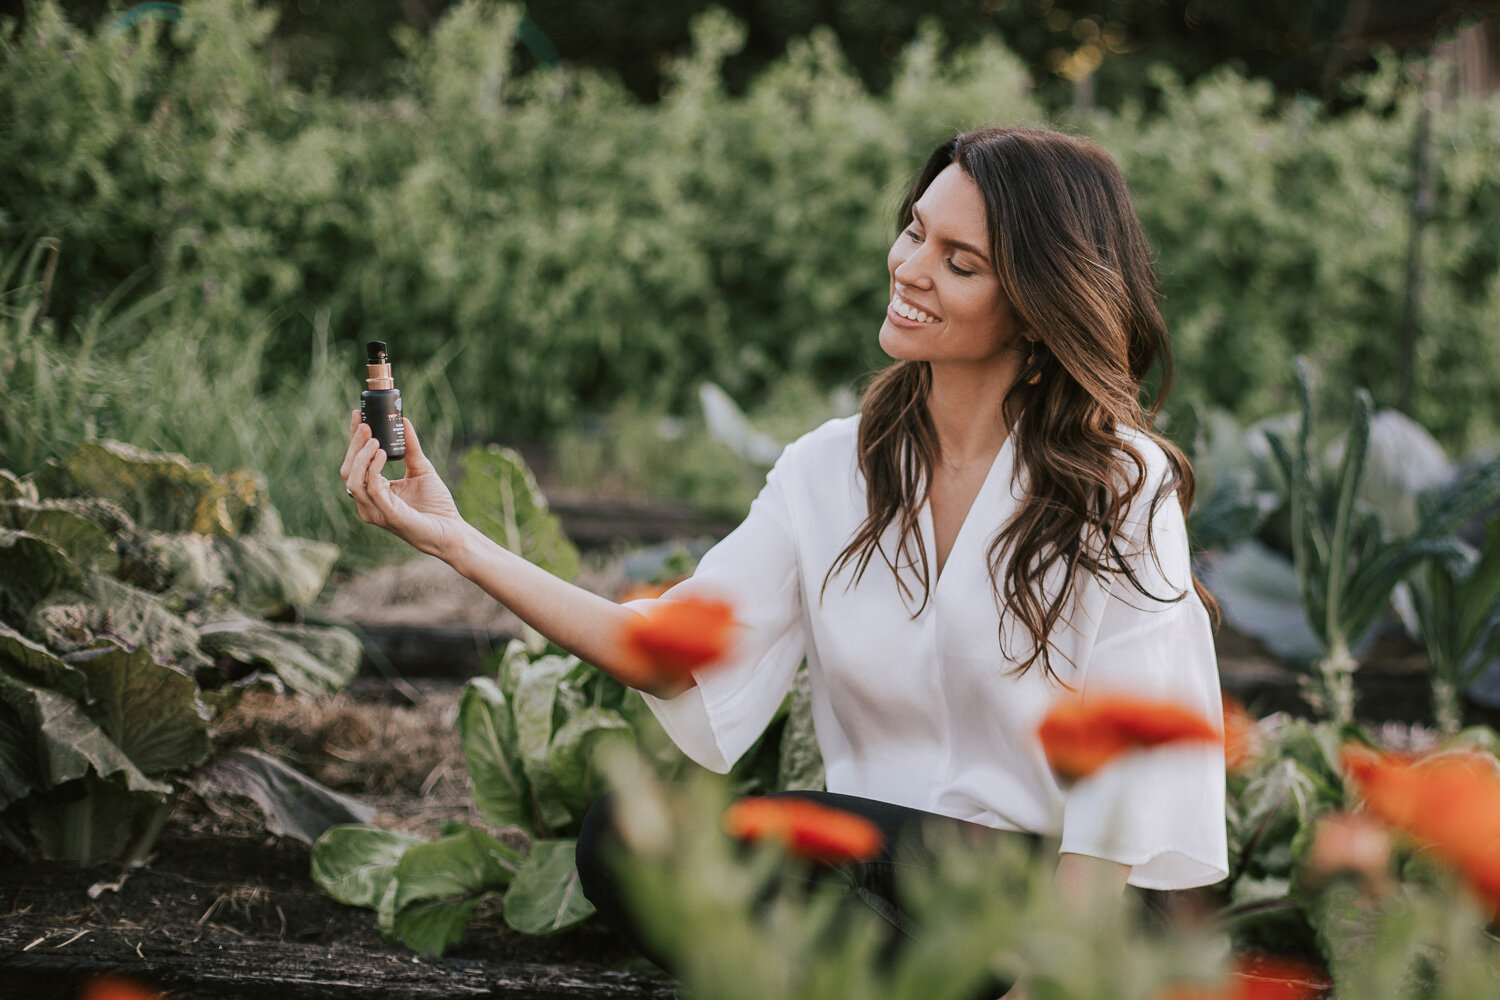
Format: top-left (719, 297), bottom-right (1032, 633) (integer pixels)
top-left (0, 443), bottom-right (363, 863)
top-left (313, 639), bottom-right (823, 948)
top-left (1404, 518), bottom-right (1500, 734)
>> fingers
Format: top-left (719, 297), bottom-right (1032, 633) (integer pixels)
top-left (365, 446), bottom-right (393, 513)
top-left (345, 437), bottom-right (381, 515)
top-left (340, 409), bottom-right (372, 481)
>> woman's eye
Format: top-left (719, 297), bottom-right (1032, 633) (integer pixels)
top-left (946, 260), bottom-right (974, 277)
top-left (904, 228), bottom-right (922, 242)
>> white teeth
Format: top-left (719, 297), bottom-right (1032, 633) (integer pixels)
top-left (892, 296), bottom-right (939, 323)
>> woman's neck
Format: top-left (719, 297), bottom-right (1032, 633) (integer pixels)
top-left (925, 359), bottom-right (1021, 467)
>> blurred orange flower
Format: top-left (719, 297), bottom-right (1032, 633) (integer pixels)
top-left (1343, 745), bottom-right (1500, 916)
top-left (620, 596), bottom-right (736, 679)
top-left (1302, 811), bottom-right (1393, 895)
top-left (81, 975), bottom-right (170, 1000)
top-left (1158, 956), bottom-right (1327, 1000)
top-left (723, 797), bottom-right (884, 865)
top-left (1222, 695), bottom-right (1261, 773)
top-left (1037, 695), bottom-right (1221, 781)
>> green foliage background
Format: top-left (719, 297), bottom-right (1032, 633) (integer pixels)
top-left (3, 0), bottom-right (1498, 547)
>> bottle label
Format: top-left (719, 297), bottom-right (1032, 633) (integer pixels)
top-left (361, 398), bottom-right (405, 454)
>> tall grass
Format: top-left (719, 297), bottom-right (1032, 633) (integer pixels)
top-left (0, 237), bottom-right (461, 562)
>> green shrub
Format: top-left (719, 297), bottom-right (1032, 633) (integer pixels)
top-left (4, 0), bottom-right (1498, 484)
top-left (1093, 61), bottom-right (1500, 452)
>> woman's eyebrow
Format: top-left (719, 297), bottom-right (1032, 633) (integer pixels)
top-left (910, 207), bottom-right (992, 266)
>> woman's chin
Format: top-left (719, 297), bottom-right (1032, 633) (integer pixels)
top-left (878, 321), bottom-right (929, 361)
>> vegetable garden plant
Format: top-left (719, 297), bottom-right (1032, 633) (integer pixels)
top-left (0, 440), bottom-right (366, 864)
top-left (311, 638), bottom-right (823, 948)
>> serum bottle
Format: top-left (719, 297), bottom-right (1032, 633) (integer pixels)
top-left (361, 341), bottom-right (406, 460)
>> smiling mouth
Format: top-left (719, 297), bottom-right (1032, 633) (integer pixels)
top-left (890, 293), bottom-right (941, 323)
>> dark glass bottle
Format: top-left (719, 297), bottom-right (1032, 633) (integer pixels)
top-left (360, 341), bottom-right (406, 460)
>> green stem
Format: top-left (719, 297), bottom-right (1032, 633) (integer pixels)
top-left (1432, 675), bottom-right (1463, 736)
top-left (1307, 644), bottom-right (1358, 726)
top-left (122, 797), bottom-right (172, 866)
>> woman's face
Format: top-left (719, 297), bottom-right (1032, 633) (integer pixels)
top-left (879, 163), bottom-right (1029, 372)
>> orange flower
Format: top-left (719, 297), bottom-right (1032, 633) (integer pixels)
top-left (81, 976), bottom-right (171, 1000)
top-left (1037, 695), bottom-right (1221, 781)
top-left (1222, 694), bottom-right (1261, 773)
top-left (1158, 956), bottom-right (1327, 1000)
top-left (1343, 745), bottom-right (1500, 916)
top-left (723, 797), bottom-right (885, 865)
top-left (1301, 811), bottom-right (1393, 895)
top-left (620, 596), bottom-right (736, 679)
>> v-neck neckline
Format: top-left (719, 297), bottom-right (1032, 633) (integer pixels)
top-left (920, 428), bottom-right (1016, 587)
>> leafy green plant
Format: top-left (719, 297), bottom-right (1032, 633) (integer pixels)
top-left (1214, 707), bottom-right (1500, 990)
top-left (600, 755), bottom-right (1239, 1000)
top-left (0, 441), bottom-right (363, 863)
top-left (1219, 715), bottom-right (1349, 955)
top-left (1405, 518), bottom-right (1500, 734)
top-left (1263, 360), bottom-right (1500, 725)
top-left (453, 444), bottom-right (581, 586)
top-left (604, 731), bottom-right (1500, 1000)
top-left (312, 645), bottom-right (640, 947)
top-left (312, 639), bottom-right (824, 947)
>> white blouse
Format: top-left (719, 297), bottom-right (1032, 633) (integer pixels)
top-left (634, 414), bottom-right (1228, 890)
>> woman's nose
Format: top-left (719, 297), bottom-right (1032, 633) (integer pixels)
top-left (892, 244), bottom-right (933, 286)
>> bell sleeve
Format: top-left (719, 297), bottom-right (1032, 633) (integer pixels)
top-left (627, 447), bottom-right (807, 774)
top-left (1058, 459), bottom-right (1229, 891)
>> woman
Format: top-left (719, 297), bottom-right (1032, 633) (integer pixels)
top-left (339, 125), bottom-right (1228, 984)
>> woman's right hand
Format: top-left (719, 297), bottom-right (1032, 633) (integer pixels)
top-left (340, 410), bottom-right (469, 559)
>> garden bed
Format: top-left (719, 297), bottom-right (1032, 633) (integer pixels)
top-left (0, 680), bottom-right (674, 1000)
top-left (4, 537), bottom-right (1487, 1000)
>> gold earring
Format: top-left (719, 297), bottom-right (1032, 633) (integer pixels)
top-left (1025, 343), bottom-right (1042, 385)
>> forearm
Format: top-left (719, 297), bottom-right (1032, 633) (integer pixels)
top-left (441, 522), bottom-right (691, 697)
top-left (1054, 852), bottom-right (1132, 913)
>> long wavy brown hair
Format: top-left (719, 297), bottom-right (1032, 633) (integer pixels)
top-left (824, 125), bottom-right (1219, 685)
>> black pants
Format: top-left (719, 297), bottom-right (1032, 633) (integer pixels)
top-left (575, 788), bottom-right (1043, 984)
